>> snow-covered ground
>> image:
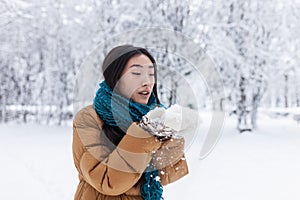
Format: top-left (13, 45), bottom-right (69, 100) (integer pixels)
top-left (0, 113), bottom-right (299, 200)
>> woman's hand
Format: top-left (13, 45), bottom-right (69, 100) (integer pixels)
top-left (150, 136), bottom-right (185, 170)
top-left (139, 107), bottom-right (176, 140)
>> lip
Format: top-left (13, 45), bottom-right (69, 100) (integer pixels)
top-left (138, 89), bottom-right (150, 94)
top-left (137, 89), bottom-right (151, 98)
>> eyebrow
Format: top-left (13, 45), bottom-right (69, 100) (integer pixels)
top-left (129, 64), bottom-right (154, 68)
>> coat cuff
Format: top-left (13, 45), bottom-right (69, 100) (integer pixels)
top-left (119, 122), bottom-right (161, 153)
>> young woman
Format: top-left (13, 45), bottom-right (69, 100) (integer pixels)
top-left (72, 45), bottom-right (188, 200)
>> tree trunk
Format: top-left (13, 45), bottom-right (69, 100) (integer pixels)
top-left (296, 79), bottom-right (300, 107)
top-left (251, 92), bottom-right (259, 129)
top-left (284, 74), bottom-right (288, 108)
top-left (237, 76), bottom-right (251, 133)
top-left (0, 95), bottom-right (5, 123)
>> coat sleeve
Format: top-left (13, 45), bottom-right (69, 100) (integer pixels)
top-left (152, 137), bottom-right (189, 186)
top-left (159, 155), bottom-right (189, 185)
top-left (72, 107), bottom-right (161, 196)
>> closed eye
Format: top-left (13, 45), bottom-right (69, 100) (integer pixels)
top-left (131, 72), bottom-right (141, 75)
top-left (149, 74), bottom-right (155, 76)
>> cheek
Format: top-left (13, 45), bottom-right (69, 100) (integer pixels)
top-left (118, 76), bottom-right (139, 97)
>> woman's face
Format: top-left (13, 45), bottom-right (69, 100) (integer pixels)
top-left (117, 54), bottom-right (155, 105)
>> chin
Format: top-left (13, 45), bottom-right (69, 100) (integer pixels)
top-left (133, 98), bottom-right (149, 105)
top-left (137, 100), bottom-right (148, 105)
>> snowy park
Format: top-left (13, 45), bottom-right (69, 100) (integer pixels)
top-left (1, 0), bottom-right (300, 200)
top-left (0, 111), bottom-right (300, 200)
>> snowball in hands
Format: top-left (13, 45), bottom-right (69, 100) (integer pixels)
top-left (145, 104), bottom-right (201, 135)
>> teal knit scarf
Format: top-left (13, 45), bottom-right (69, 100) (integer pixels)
top-left (93, 81), bottom-right (163, 200)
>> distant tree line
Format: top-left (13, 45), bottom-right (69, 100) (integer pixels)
top-left (0, 0), bottom-right (299, 131)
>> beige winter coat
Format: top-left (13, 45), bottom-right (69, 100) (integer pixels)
top-left (72, 105), bottom-right (188, 200)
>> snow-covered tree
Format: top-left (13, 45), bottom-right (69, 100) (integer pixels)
top-left (0, 0), bottom-right (299, 129)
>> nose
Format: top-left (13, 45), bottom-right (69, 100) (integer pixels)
top-left (142, 80), bottom-right (149, 87)
top-left (142, 74), bottom-right (152, 86)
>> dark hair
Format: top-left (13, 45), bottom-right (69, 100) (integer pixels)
top-left (101, 45), bottom-right (161, 146)
top-left (102, 44), bottom-right (161, 104)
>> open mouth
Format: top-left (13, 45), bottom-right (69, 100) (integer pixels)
top-left (138, 91), bottom-right (150, 96)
